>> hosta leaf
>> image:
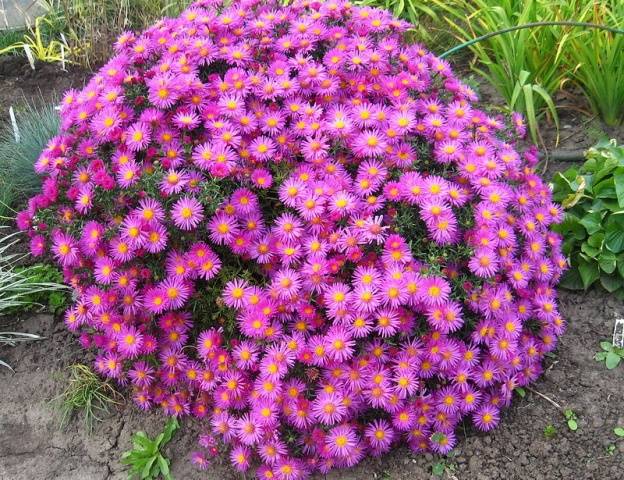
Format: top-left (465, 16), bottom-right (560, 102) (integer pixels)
top-left (581, 241), bottom-right (600, 258)
top-left (577, 256), bottom-right (600, 289)
top-left (614, 168), bottom-right (624, 208)
top-left (593, 177), bottom-right (616, 199)
top-left (599, 251), bottom-right (617, 273)
top-left (587, 232), bottom-right (605, 249)
top-left (558, 268), bottom-right (584, 290)
top-left (605, 216), bottom-right (624, 253)
top-left (600, 273), bottom-right (622, 292)
top-left (579, 212), bottom-right (603, 235)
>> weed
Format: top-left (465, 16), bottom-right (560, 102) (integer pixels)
top-left (52, 364), bottom-right (122, 433)
top-left (121, 418), bottom-right (179, 480)
top-left (564, 409), bottom-right (578, 431)
top-left (615, 427), bottom-right (624, 438)
top-left (595, 341), bottom-right (624, 370)
top-left (543, 424), bottom-right (557, 438)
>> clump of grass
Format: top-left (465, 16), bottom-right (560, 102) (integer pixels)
top-left (0, 100), bottom-right (60, 219)
top-left (53, 364), bottom-right (122, 432)
top-left (0, 29), bottom-right (26, 55)
top-left (42, 0), bottom-right (192, 67)
top-left (565, 0), bottom-right (624, 126)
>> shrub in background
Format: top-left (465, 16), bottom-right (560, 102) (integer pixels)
top-left (19, 0), bottom-right (566, 475)
top-left (552, 139), bottom-right (624, 297)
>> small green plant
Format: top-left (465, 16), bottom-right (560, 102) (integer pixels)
top-left (552, 139), bottom-right (624, 297)
top-left (515, 387), bottom-right (527, 398)
top-left (594, 341), bottom-right (624, 370)
top-left (121, 418), bottom-right (179, 480)
top-left (564, 409), bottom-right (578, 431)
top-left (606, 444), bottom-right (616, 455)
top-left (53, 364), bottom-right (121, 432)
top-left (543, 424), bottom-right (557, 438)
top-left (615, 427), bottom-right (624, 437)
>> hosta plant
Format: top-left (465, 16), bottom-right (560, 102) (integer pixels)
top-left (552, 139), bottom-right (624, 297)
top-left (19, 0), bottom-right (566, 476)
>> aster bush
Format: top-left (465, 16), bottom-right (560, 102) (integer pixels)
top-left (18, 0), bottom-right (567, 476)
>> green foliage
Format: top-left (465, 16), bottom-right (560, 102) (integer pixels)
top-left (564, 409), bottom-right (578, 431)
top-left (552, 140), bottom-right (624, 296)
top-left (0, 229), bottom-right (67, 312)
top-left (564, 1), bottom-right (624, 126)
top-left (543, 424), bottom-right (557, 438)
top-left (11, 264), bottom-right (70, 313)
top-left (0, 16), bottom-right (73, 64)
top-left (53, 364), bottom-right (122, 432)
top-left (0, 100), bottom-right (60, 219)
top-left (43, 0), bottom-right (192, 67)
top-left (614, 427), bottom-right (624, 437)
top-left (121, 418), bottom-right (179, 480)
top-left (423, 0), bottom-right (568, 145)
top-left (0, 29), bottom-right (25, 55)
top-left (594, 341), bottom-right (624, 370)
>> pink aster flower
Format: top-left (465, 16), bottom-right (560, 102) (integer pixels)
top-left (171, 196), bottom-right (204, 231)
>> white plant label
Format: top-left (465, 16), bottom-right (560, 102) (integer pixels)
top-left (613, 318), bottom-right (624, 349)
top-left (9, 106), bottom-right (20, 143)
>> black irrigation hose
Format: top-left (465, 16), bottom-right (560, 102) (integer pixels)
top-left (539, 150), bottom-right (586, 162)
top-left (439, 21), bottom-right (624, 59)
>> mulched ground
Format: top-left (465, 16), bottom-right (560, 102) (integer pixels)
top-left (1, 54), bottom-right (623, 480)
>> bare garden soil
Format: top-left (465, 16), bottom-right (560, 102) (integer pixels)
top-left (1, 58), bottom-right (623, 480)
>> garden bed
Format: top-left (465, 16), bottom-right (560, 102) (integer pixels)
top-left (1, 289), bottom-right (622, 479)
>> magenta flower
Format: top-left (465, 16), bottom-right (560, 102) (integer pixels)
top-left (171, 196), bottom-right (204, 231)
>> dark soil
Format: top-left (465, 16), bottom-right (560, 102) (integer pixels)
top-left (1, 290), bottom-right (623, 480)
top-left (1, 54), bottom-right (624, 480)
top-left (0, 56), bottom-right (90, 112)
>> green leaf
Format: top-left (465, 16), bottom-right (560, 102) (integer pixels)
top-left (515, 387), bottom-right (526, 398)
top-left (561, 176), bottom-right (587, 209)
top-left (600, 274), bottom-right (622, 292)
top-left (567, 419), bottom-right (578, 431)
top-left (141, 457), bottom-right (156, 479)
top-left (614, 168), bottom-right (624, 208)
top-left (587, 232), bottom-right (605, 249)
top-left (158, 456), bottom-right (170, 476)
top-left (605, 351), bottom-right (621, 369)
top-left (593, 177), bottom-right (616, 199)
top-left (600, 341), bottom-right (614, 351)
top-left (605, 215), bottom-right (624, 253)
top-left (579, 212), bottom-right (603, 235)
top-left (577, 256), bottom-right (600, 289)
top-left (581, 242), bottom-right (600, 258)
top-left (614, 427), bottom-right (624, 437)
top-left (558, 268), bottom-right (585, 290)
top-left (599, 251), bottom-right (617, 274)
